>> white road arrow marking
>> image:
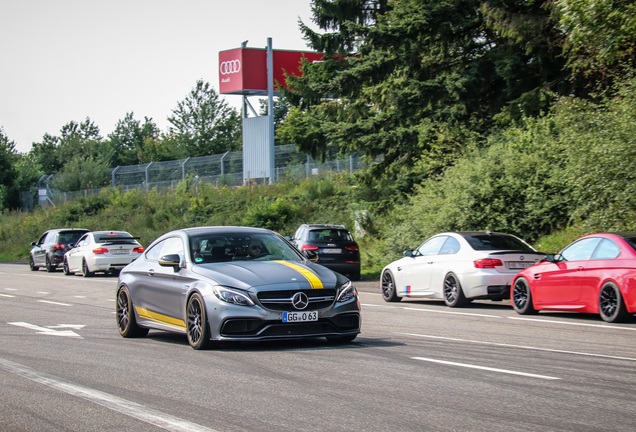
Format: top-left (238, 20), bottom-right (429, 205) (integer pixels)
top-left (8, 322), bottom-right (83, 338)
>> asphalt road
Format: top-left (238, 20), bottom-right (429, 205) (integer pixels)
top-left (1, 263), bottom-right (635, 431)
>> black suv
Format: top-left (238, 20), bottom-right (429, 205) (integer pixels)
top-left (291, 224), bottom-right (361, 280)
top-left (29, 228), bottom-right (89, 272)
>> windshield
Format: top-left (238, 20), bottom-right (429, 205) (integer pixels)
top-left (189, 232), bottom-right (303, 264)
top-left (464, 234), bottom-right (535, 252)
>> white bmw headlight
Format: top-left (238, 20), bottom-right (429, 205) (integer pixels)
top-left (337, 280), bottom-right (356, 303)
top-left (213, 286), bottom-right (254, 306)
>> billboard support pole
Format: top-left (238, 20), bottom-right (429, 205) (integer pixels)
top-left (267, 37), bottom-right (275, 184)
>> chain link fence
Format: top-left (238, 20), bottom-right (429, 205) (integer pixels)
top-left (20, 145), bottom-right (367, 211)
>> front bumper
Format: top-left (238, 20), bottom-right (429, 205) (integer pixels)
top-left (206, 294), bottom-right (361, 342)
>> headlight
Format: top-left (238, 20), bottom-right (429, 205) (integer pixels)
top-left (337, 280), bottom-right (356, 303)
top-left (213, 286), bottom-right (254, 306)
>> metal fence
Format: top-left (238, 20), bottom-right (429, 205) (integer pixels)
top-left (19, 145), bottom-right (366, 211)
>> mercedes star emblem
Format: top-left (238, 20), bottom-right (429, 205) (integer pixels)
top-left (292, 292), bottom-right (309, 310)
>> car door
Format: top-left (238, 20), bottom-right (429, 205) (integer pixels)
top-left (32, 232), bottom-right (49, 266)
top-left (533, 237), bottom-right (602, 305)
top-left (427, 236), bottom-right (463, 296)
top-left (396, 236), bottom-right (447, 296)
top-left (580, 238), bottom-right (622, 307)
top-left (136, 236), bottom-right (189, 326)
top-left (67, 234), bottom-right (90, 271)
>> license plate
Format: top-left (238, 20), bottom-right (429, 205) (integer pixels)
top-left (322, 248), bottom-right (342, 254)
top-left (283, 311), bottom-right (318, 323)
top-left (508, 262), bottom-right (534, 269)
top-left (111, 250), bottom-right (130, 255)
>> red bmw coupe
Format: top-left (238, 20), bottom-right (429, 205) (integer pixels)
top-left (511, 233), bottom-right (636, 323)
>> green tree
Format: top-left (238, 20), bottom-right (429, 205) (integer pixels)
top-left (168, 80), bottom-right (241, 157)
top-left (0, 127), bottom-right (19, 210)
top-left (50, 155), bottom-right (111, 192)
top-left (107, 112), bottom-right (160, 166)
top-left (282, 0), bottom-right (575, 183)
top-left (557, 0), bottom-right (636, 76)
top-left (30, 133), bottom-right (62, 174)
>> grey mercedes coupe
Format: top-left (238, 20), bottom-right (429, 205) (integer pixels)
top-left (116, 226), bottom-right (361, 349)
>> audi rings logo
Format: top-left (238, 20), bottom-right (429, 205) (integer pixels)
top-left (220, 60), bottom-right (241, 75)
top-left (292, 292), bottom-right (309, 310)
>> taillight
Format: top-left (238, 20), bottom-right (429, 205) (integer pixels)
top-left (93, 248), bottom-right (109, 254)
top-left (302, 245), bottom-right (319, 251)
top-left (52, 243), bottom-right (65, 250)
top-left (474, 258), bottom-right (503, 268)
top-left (133, 247), bottom-right (144, 253)
top-left (345, 245), bottom-right (359, 251)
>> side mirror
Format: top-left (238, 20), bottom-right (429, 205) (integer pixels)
top-left (304, 250), bottom-right (318, 262)
top-left (284, 235), bottom-right (291, 241)
top-left (67, 243), bottom-right (75, 249)
top-left (31, 242), bottom-right (36, 246)
top-left (158, 254), bottom-right (182, 271)
top-left (404, 250), bottom-right (414, 257)
top-left (545, 254), bottom-right (562, 263)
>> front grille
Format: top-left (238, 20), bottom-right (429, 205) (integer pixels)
top-left (257, 289), bottom-right (336, 311)
top-left (219, 314), bottom-right (360, 338)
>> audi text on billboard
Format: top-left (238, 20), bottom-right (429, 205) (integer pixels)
top-left (218, 47), bottom-right (324, 95)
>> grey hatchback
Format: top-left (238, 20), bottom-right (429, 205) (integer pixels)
top-left (29, 228), bottom-right (89, 272)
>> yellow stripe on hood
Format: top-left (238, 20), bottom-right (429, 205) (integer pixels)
top-left (275, 261), bottom-right (324, 289)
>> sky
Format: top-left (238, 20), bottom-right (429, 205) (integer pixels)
top-left (1, 0), bottom-right (318, 154)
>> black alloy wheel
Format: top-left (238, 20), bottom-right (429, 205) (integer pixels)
top-left (63, 258), bottom-right (72, 276)
top-left (45, 256), bottom-right (55, 272)
top-left (512, 277), bottom-right (538, 315)
top-left (82, 259), bottom-right (93, 278)
top-left (443, 272), bottom-right (469, 307)
top-left (187, 293), bottom-right (213, 350)
top-left (381, 270), bottom-right (400, 302)
top-left (29, 255), bottom-right (39, 271)
top-left (599, 282), bottom-right (630, 323)
top-left (116, 287), bottom-right (148, 338)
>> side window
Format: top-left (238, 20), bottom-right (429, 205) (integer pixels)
top-left (160, 237), bottom-right (185, 262)
top-left (561, 238), bottom-right (603, 261)
top-left (416, 236), bottom-right (448, 257)
top-left (440, 237), bottom-right (461, 255)
top-left (591, 239), bottom-right (621, 260)
top-left (145, 241), bottom-right (164, 261)
top-left (37, 233), bottom-right (48, 245)
top-left (76, 234), bottom-right (89, 247)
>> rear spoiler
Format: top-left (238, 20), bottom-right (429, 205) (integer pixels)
top-left (97, 236), bottom-right (140, 241)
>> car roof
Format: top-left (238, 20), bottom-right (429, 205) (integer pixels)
top-left (182, 226), bottom-right (275, 236)
top-left (449, 231), bottom-right (517, 238)
top-left (302, 224), bottom-right (347, 230)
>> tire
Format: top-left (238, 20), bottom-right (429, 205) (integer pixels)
top-left (443, 272), bottom-right (469, 307)
top-left (116, 286), bottom-right (148, 338)
top-left (45, 255), bottom-right (55, 272)
top-left (512, 277), bottom-right (538, 315)
top-left (81, 258), bottom-right (94, 278)
top-left (63, 258), bottom-right (73, 276)
top-left (326, 334), bottom-right (357, 343)
top-left (381, 270), bottom-right (401, 302)
top-left (599, 282), bottom-right (631, 323)
top-left (187, 293), bottom-right (213, 350)
top-left (29, 255), bottom-right (39, 271)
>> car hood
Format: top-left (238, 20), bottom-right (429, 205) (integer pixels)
top-left (190, 260), bottom-right (342, 291)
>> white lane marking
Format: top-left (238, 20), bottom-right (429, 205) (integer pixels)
top-left (38, 291), bottom-right (50, 294)
top-left (8, 322), bottom-right (82, 338)
top-left (0, 271), bottom-right (115, 284)
top-left (47, 324), bottom-right (85, 330)
top-left (0, 357), bottom-right (218, 432)
top-left (361, 303), bottom-right (504, 319)
top-left (38, 300), bottom-right (72, 307)
top-left (400, 333), bottom-right (636, 362)
top-left (107, 299), bottom-right (115, 302)
top-left (508, 316), bottom-right (636, 331)
top-left (5, 288), bottom-right (17, 291)
top-left (363, 302), bottom-right (636, 331)
top-left (74, 295), bottom-right (86, 298)
top-left (0, 294), bottom-right (15, 298)
top-left (412, 356), bottom-right (560, 380)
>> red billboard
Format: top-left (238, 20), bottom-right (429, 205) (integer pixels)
top-left (219, 48), bottom-right (324, 95)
